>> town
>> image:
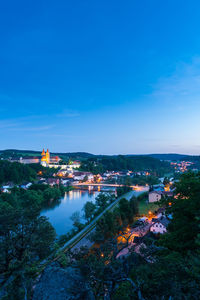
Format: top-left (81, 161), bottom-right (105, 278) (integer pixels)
top-left (0, 148), bottom-right (199, 299)
top-left (1, 148), bottom-right (198, 191)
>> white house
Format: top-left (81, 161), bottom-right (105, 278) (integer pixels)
top-left (73, 172), bottom-right (94, 182)
top-left (61, 179), bottom-right (69, 186)
top-left (148, 191), bottom-right (162, 203)
top-left (70, 161), bottom-right (81, 169)
top-left (49, 161), bottom-right (81, 171)
top-left (1, 188), bottom-right (9, 193)
top-left (149, 190), bottom-right (173, 203)
top-left (150, 217), bottom-right (170, 234)
top-left (20, 182), bottom-right (32, 189)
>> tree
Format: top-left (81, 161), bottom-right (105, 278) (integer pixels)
top-left (0, 200), bottom-right (56, 298)
top-left (113, 281), bottom-right (134, 300)
top-left (95, 212), bottom-right (116, 240)
top-left (70, 211), bottom-right (83, 231)
top-left (119, 198), bottom-right (133, 223)
top-left (95, 193), bottom-right (109, 210)
top-left (43, 187), bottom-right (61, 202)
top-left (0, 160), bottom-right (37, 184)
top-left (129, 196), bottom-right (139, 215)
top-left (160, 172), bottom-right (200, 253)
top-left (125, 176), bottom-right (132, 187)
top-left (83, 201), bottom-right (96, 222)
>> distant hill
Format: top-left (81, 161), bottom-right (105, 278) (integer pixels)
top-left (0, 149), bottom-right (95, 160)
top-left (146, 153), bottom-right (200, 161)
top-left (146, 154), bottom-right (190, 161)
top-left (0, 149), bottom-right (41, 157)
top-left (0, 150), bottom-right (199, 162)
top-left (55, 152), bottom-right (95, 160)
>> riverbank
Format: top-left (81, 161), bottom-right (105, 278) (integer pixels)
top-left (60, 189), bottom-right (146, 253)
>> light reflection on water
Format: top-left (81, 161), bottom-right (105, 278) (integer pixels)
top-left (41, 190), bottom-right (100, 235)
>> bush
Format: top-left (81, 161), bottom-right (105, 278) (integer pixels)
top-left (113, 281), bottom-right (134, 300)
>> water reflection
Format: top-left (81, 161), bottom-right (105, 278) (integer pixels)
top-left (42, 197), bottom-right (62, 211)
top-left (41, 190), bottom-right (99, 235)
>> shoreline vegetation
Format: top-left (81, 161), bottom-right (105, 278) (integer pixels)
top-left (56, 186), bottom-right (132, 248)
top-left (0, 182), bottom-right (134, 299)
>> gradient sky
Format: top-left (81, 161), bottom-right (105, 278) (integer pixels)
top-left (1, 0), bottom-right (200, 154)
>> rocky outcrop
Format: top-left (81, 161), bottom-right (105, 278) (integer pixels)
top-left (33, 263), bottom-right (94, 300)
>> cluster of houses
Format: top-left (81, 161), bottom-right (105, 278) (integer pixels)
top-left (49, 160), bottom-right (81, 171)
top-left (0, 182), bottom-right (33, 193)
top-left (55, 169), bottom-right (151, 185)
top-left (56, 170), bottom-right (94, 182)
top-left (100, 170), bottom-right (150, 181)
top-left (170, 160), bottom-right (198, 173)
top-left (56, 170), bottom-right (152, 184)
top-left (145, 181), bottom-right (174, 234)
top-left (0, 178), bottom-right (62, 192)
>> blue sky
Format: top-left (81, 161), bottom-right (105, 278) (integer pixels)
top-left (1, 0), bottom-right (200, 154)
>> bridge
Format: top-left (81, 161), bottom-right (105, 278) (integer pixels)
top-left (72, 182), bottom-right (147, 191)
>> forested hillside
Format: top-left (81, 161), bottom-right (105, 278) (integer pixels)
top-left (80, 155), bottom-right (172, 176)
top-left (0, 160), bottom-right (37, 184)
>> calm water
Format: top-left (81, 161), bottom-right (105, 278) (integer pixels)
top-left (41, 190), bottom-right (101, 235)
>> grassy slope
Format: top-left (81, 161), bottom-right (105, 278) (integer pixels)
top-left (138, 198), bottom-right (159, 216)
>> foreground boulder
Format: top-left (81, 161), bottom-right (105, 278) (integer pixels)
top-left (33, 263), bottom-right (94, 300)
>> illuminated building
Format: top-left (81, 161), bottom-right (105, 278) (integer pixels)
top-left (164, 184), bottom-right (170, 192)
top-left (9, 149), bottom-right (60, 166)
top-left (41, 149), bottom-right (60, 166)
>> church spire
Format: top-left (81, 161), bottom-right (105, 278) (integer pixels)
top-left (46, 149), bottom-right (50, 163)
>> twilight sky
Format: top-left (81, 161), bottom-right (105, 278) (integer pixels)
top-left (1, 0), bottom-right (200, 154)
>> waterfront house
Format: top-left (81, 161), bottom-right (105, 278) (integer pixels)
top-left (73, 171), bottom-right (94, 182)
top-left (46, 178), bottom-right (60, 186)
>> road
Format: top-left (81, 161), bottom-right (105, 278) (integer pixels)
top-left (61, 188), bottom-right (147, 253)
top-left (116, 223), bottom-right (151, 258)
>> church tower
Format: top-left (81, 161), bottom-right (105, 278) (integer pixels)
top-left (46, 149), bottom-right (50, 164)
top-left (41, 149), bottom-right (46, 162)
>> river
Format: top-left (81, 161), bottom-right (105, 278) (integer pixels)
top-left (41, 189), bottom-right (114, 235)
